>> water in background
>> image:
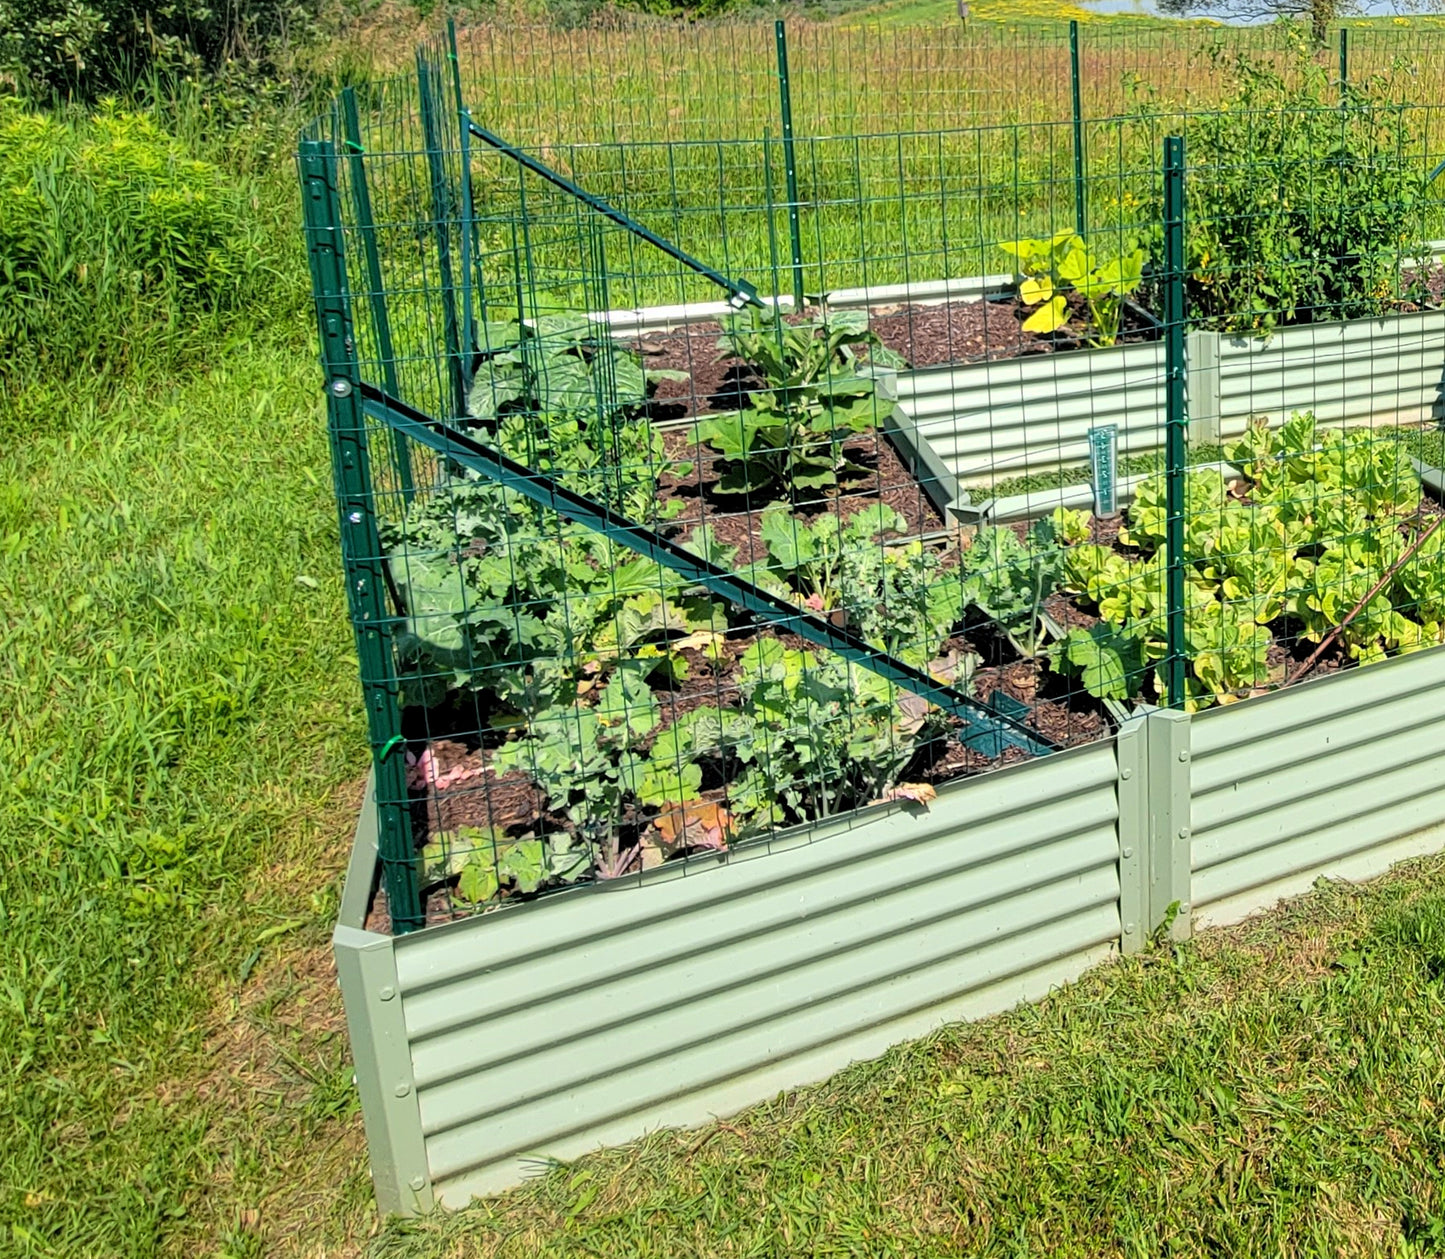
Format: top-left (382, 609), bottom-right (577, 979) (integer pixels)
top-left (1081, 0), bottom-right (1432, 16)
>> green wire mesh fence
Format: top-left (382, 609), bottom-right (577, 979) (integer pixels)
top-left (302, 20), bottom-right (1445, 934)
top-left (452, 17), bottom-right (1445, 145)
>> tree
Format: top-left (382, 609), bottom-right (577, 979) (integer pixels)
top-left (0, 0), bottom-right (325, 98)
top-left (1159, 0), bottom-right (1445, 47)
top-left (1156, 0), bottom-right (1351, 46)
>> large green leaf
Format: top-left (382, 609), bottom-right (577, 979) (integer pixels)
top-left (1057, 623), bottom-right (1143, 701)
top-left (759, 507), bottom-right (818, 573)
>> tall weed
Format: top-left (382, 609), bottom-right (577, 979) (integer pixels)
top-left (0, 97), bottom-right (301, 390)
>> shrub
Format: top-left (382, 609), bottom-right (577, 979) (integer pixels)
top-left (0, 0), bottom-right (324, 99)
top-left (0, 98), bottom-right (266, 379)
top-left (1160, 43), bottom-right (1425, 334)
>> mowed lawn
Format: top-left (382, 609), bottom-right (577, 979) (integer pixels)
top-left (0, 337), bottom-right (379, 1257)
top-left (5, 8), bottom-right (1445, 1255)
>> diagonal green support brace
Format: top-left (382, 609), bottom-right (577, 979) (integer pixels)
top-left (359, 383), bottom-right (1057, 757)
top-left (467, 120), bottom-right (762, 312)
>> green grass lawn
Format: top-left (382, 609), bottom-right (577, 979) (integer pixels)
top-left (370, 858), bottom-right (1445, 1258)
top-left (12, 12), bottom-right (1445, 1255)
top-left (0, 334), bottom-right (379, 1257)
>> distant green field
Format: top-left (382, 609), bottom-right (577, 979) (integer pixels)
top-left (867, 0), bottom-right (1190, 28)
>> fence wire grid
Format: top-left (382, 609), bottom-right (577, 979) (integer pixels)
top-left (302, 18), bottom-right (1445, 933)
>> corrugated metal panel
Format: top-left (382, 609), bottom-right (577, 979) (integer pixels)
top-left (393, 741), bottom-right (1123, 1204)
top-left (895, 342), bottom-right (1166, 485)
top-left (589, 271), bottom-right (1008, 334)
top-left (1216, 310), bottom-right (1445, 438)
top-left (1191, 647), bottom-right (1445, 925)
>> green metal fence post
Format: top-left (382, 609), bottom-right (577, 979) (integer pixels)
top-left (1163, 135), bottom-right (1187, 711)
top-left (448, 19), bottom-right (478, 379)
top-left (1070, 19), bottom-right (1087, 240)
top-left (763, 127), bottom-right (784, 310)
top-left (1339, 26), bottom-right (1349, 97)
top-left (446, 16), bottom-right (466, 114)
top-left (775, 19), bottom-right (806, 311)
top-left (417, 53), bottom-right (467, 418)
top-left (299, 139), bottom-right (423, 934)
top-left (341, 87), bottom-right (415, 503)
top-left (457, 109), bottom-right (478, 377)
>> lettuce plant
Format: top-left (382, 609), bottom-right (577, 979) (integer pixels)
top-left (1056, 414), bottom-right (1439, 708)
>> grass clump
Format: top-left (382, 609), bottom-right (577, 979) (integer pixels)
top-left (980, 444), bottom-right (1224, 500)
top-left (1396, 425), bottom-right (1445, 471)
top-left (368, 861), bottom-right (1445, 1258)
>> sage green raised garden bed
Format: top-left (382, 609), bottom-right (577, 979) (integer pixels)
top-left (901, 307), bottom-right (1445, 519)
top-left (335, 644), bottom-right (1445, 1214)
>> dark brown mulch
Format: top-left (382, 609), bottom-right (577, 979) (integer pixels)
top-left (866, 298), bottom-right (1048, 370)
top-left (635, 295), bottom-right (1159, 421)
top-left (405, 737), bottom-right (548, 837)
top-left (911, 649), bottom-right (1108, 784)
top-left (638, 319), bottom-right (758, 421)
top-left (1401, 263), bottom-right (1445, 309)
top-left (1085, 513), bottom-right (1127, 548)
top-left (656, 425), bottom-right (947, 560)
top-left (1265, 629), bottom-right (1347, 685)
top-left (1043, 591), bottom-right (1099, 633)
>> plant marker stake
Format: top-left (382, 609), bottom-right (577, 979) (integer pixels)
top-left (1070, 20), bottom-right (1086, 241)
top-left (775, 19), bottom-right (806, 312)
top-left (1162, 135), bottom-right (1187, 710)
top-left (1088, 424), bottom-right (1118, 516)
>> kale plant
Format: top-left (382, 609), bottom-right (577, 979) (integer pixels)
top-left (694, 307), bottom-right (905, 501)
top-left (957, 513), bottom-right (1082, 658)
top-left (747, 503), bottom-right (966, 668)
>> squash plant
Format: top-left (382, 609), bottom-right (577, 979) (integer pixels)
top-left (1002, 232), bottom-right (1147, 348)
top-left (467, 313), bottom-right (681, 428)
top-left (693, 307), bottom-right (905, 501)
